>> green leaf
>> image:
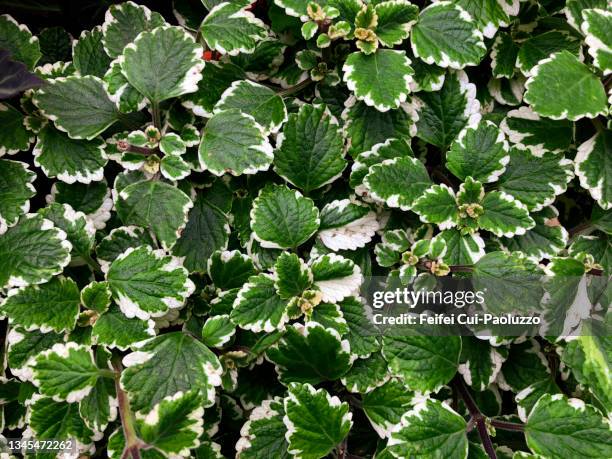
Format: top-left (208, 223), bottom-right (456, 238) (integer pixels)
top-left (338, 296), bottom-right (380, 357)
top-left (96, 225), bottom-right (154, 270)
top-left (341, 352), bottom-right (390, 393)
top-left (208, 250), bottom-right (256, 290)
top-left (582, 8), bottom-right (612, 75)
top-left (101, 1), bottom-right (166, 58)
top-left (311, 255), bottom-right (362, 304)
top-left (498, 148), bottom-right (574, 211)
top-left (318, 199), bottom-right (379, 251)
top-left (274, 252), bottom-right (313, 299)
top-left (362, 379), bottom-right (413, 438)
top-left (79, 349), bottom-right (116, 431)
top-left (0, 159), bottom-right (36, 234)
top-left (201, 2), bottom-right (268, 56)
top-left (459, 336), bottom-right (507, 391)
top-left (498, 340), bottom-right (550, 392)
top-left (0, 14), bottom-right (41, 69)
top-left (500, 106), bottom-right (574, 155)
top-left (564, 0), bottom-right (607, 30)
top-left (32, 343), bottom-right (101, 402)
top-left (92, 303), bottom-right (155, 350)
top-left (412, 184), bottom-right (459, 229)
top-left (343, 50), bottom-right (414, 112)
top-left (160, 155), bottom-right (191, 181)
top-left (236, 397), bottom-right (290, 459)
top-left (479, 190), bottom-right (535, 238)
top-left (284, 383), bottom-right (352, 459)
top-left (29, 396), bottom-right (95, 443)
top-left (274, 104), bottom-right (346, 192)
top-left (500, 206), bottom-right (568, 260)
top-left (251, 184), bottom-right (320, 249)
top-left (456, 0), bottom-right (518, 39)
top-left (6, 328), bottom-right (64, 381)
top-left (0, 102), bottom-right (34, 156)
top-left (267, 322), bottom-right (352, 384)
top-left (515, 378), bottom-right (562, 422)
top-left (446, 121), bottom-right (510, 183)
top-left (375, 0), bottom-right (419, 47)
top-left (363, 156), bottom-right (431, 211)
top-left (382, 335), bottom-right (461, 392)
top-left (569, 233), bottom-right (611, 271)
top-left (434, 230), bottom-right (484, 265)
top-left (199, 109), bottom-right (273, 176)
top-left (173, 193), bottom-right (230, 274)
top-left (106, 245), bottom-right (194, 320)
top-left (414, 70), bottom-right (481, 148)
top-left (103, 58), bottom-right (146, 113)
top-left (575, 131), bottom-right (611, 210)
top-left (52, 180), bottom-right (112, 230)
top-left (33, 75), bottom-right (120, 140)
top-left (72, 26), bottom-right (112, 78)
top-left (231, 273), bottom-right (289, 332)
top-left (0, 214), bottom-right (71, 290)
top-left (120, 26), bottom-right (203, 104)
top-left (411, 2), bottom-right (486, 69)
top-left (388, 398), bottom-right (468, 458)
top-left (525, 394), bottom-right (612, 458)
top-left (342, 99), bottom-right (415, 157)
top-left (136, 391), bottom-right (204, 457)
top-left (214, 80), bottom-right (287, 135)
top-left (116, 179), bottom-right (193, 250)
top-left (121, 332), bottom-right (222, 412)
top-left (202, 314), bottom-right (235, 348)
top-left (33, 125), bottom-right (107, 184)
top-left (524, 51), bottom-right (608, 120)
top-left (491, 32), bottom-right (519, 78)
top-left (350, 138), bottom-right (413, 192)
top-left (1, 276), bottom-right (79, 333)
top-left (517, 31), bottom-right (582, 76)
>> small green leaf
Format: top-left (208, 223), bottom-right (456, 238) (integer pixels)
top-left (92, 304), bottom-right (155, 350)
top-left (491, 32), bottom-right (519, 78)
top-left (0, 159), bottom-right (36, 234)
top-left (199, 109), bottom-right (273, 176)
top-left (72, 26), bottom-right (112, 78)
top-left (236, 397), bottom-right (290, 459)
top-left (274, 252), bottom-right (313, 299)
top-left (318, 199), bottom-right (379, 251)
top-left (517, 31), bottom-right (582, 76)
top-left (208, 249), bottom-right (256, 290)
top-left (29, 396), bottom-right (95, 443)
top-left (362, 379), bottom-right (413, 438)
top-left (274, 104), bottom-right (346, 192)
top-left (202, 314), bottom-right (236, 348)
top-left (251, 184), bottom-right (320, 249)
top-left (375, 0), bottom-right (419, 47)
top-left (341, 352), bottom-right (390, 393)
top-left (284, 383), bottom-right (352, 459)
top-left (524, 51), bottom-right (608, 120)
top-left (582, 8), bottom-right (612, 75)
top-left (479, 190), bottom-right (535, 238)
top-left (459, 336), bottom-right (507, 391)
top-left (343, 49), bottom-right (414, 112)
top-left (434, 229), bottom-right (486, 265)
top-left (33, 75), bottom-right (120, 139)
top-left (0, 103), bottom-right (34, 156)
top-left (231, 273), bottom-right (289, 332)
top-left (106, 245), bottom-right (194, 320)
top-left (412, 184), bottom-right (459, 229)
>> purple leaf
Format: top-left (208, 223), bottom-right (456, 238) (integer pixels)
top-left (0, 49), bottom-right (45, 99)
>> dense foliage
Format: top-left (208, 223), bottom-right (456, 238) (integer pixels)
top-left (0, 0), bottom-right (610, 458)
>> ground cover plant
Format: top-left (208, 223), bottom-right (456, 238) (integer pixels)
top-left (0, 0), bottom-right (611, 457)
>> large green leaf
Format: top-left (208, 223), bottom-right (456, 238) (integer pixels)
top-left (388, 398), bottom-right (468, 458)
top-left (200, 2), bottom-right (268, 56)
top-left (121, 332), bottom-right (222, 412)
top-left (0, 214), bottom-right (71, 290)
top-left (274, 104), bottom-right (346, 192)
top-left (251, 184), bottom-right (320, 249)
top-left (524, 51), bottom-right (608, 121)
top-left (116, 180), bottom-right (193, 250)
top-left (0, 103), bottom-right (34, 156)
top-left (411, 2), bottom-right (486, 69)
top-left (582, 8), bottom-right (612, 75)
top-left (575, 131), bottom-right (611, 210)
top-left (284, 383), bottom-right (352, 459)
top-left (525, 394), bottom-right (612, 458)
top-left (343, 50), bottom-right (414, 112)
top-left (199, 109), bottom-right (273, 176)
top-left (120, 26), bottom-right (204, 103)
top-left (33, 75), bottom-right (120, 140)
top-left (106, 245), bottom-right (194, 320)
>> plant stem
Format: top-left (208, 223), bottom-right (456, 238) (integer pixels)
top-left (490, 419), bottom-right (525, 431)
top-left (83, 253), bottom-right (103, 275)
top-left (151, 102), bottom-right (161, 130)
top-left (112, 357), bottom-right (142, 459)
top-left (568, 221), bottom-right (593, 237)
top-left (278, 78), bottom-right (312, 97)
top-left (453, 376), bottom-right (497, 459)
top-left (99, 369), bottom-right (117, 379)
